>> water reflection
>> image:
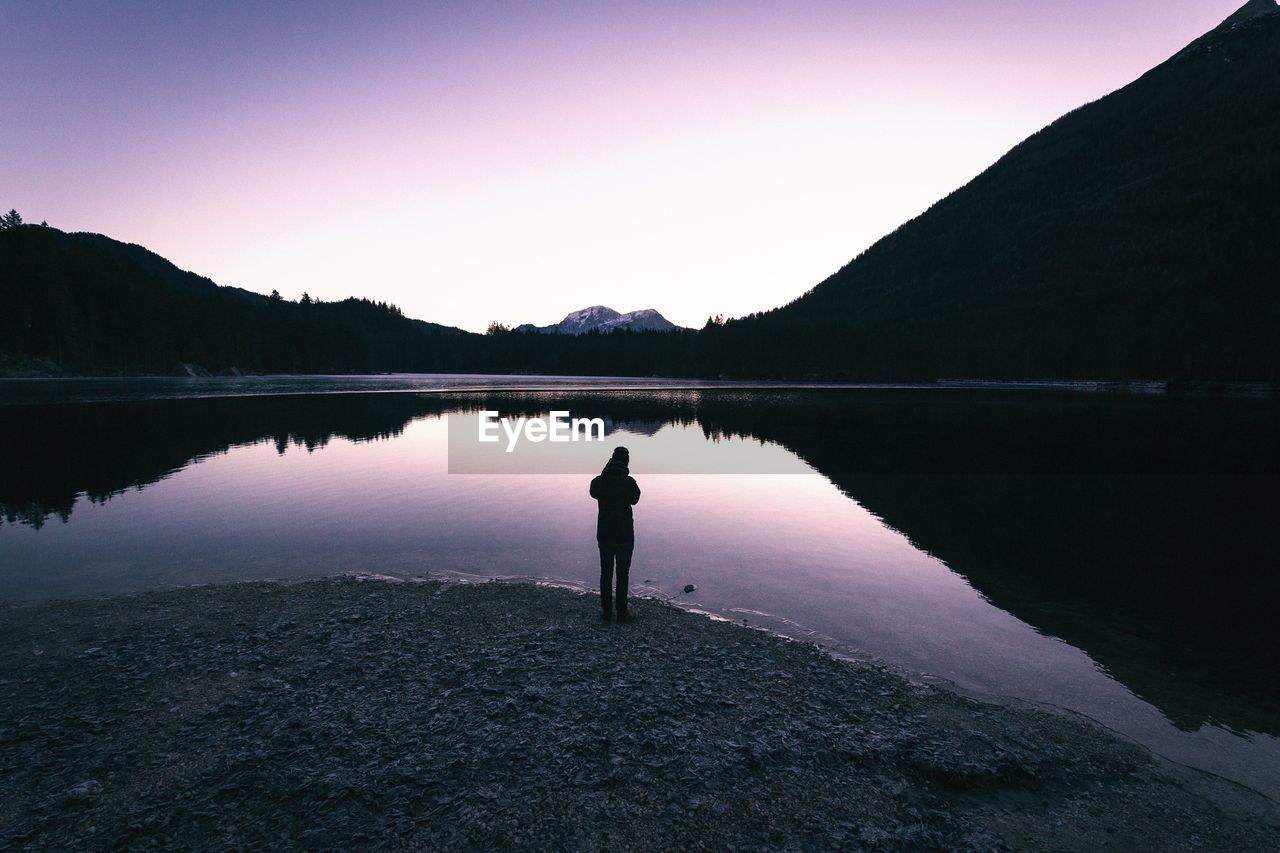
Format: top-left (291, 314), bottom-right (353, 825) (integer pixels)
top-left (1, 388), bottom-right (1277, 797)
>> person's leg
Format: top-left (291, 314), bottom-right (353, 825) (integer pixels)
top-left (614, 543), bottom-right (633, 621)
top-left (598, 545), bottom-right (614, 621)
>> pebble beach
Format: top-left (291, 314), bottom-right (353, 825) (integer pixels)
top-left (1, 577), bottom-right (1276, 850)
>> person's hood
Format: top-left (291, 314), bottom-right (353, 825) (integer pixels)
top-left (601, 460), bottom-right (629, 476)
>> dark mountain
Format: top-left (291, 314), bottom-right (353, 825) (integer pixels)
top-left (0, 225), bottom-right (474, 375)
top-left (699, 1), bottom-right (1280, 381)
top-left (1217, 0), bottom-right (1279, 29)
top-left (0, 222), bottom-right (715, 377)
top-left (515, 305), bottom-right (683, 335)
top-left (0, 225), bottom-right (706, 377)
top-left (4, 4), bottom-right (1278, 381)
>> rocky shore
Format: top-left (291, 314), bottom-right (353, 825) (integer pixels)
top-left (1, 577), bottom-right (1276, 850)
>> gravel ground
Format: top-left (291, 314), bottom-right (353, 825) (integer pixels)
top-left (1, 577), bottom-right (1277, 851)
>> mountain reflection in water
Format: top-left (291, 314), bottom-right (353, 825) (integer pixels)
top-left (1, 388), bottom-right (1277, 795)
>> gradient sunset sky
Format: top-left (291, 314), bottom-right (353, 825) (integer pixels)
top-left (2, 1), bottom-right (1242, 332)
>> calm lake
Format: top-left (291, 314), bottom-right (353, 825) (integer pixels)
top-left (2, 376), bottom-right (1277, 800)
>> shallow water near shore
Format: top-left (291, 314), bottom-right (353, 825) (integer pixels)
top-left (2, 376), bottom-right (1278, 802)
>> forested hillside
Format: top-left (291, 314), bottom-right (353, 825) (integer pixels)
top-left (0, 225), bottom-right (474, 375)
top-left (698, 4), bottom-right (1280, 381)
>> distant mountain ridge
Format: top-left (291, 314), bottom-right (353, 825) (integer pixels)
top-left (515, 305), bottom-right (682, 335)
top-left (0, 225), bottom-right (473, 375)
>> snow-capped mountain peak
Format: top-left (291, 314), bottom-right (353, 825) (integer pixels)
top-left (514, 306), bottom-right (683, 335)
top-left (558, 306), bottom-right (622, 333)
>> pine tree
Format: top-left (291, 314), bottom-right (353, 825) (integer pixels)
top-left (0, 209), bottom-right (23, 229)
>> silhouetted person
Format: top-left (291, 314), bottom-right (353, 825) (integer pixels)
top-left (590, 446), bottom-right (641, 623)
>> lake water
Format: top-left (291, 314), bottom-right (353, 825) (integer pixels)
top-left (2, 376), bottom-right (1278, 801)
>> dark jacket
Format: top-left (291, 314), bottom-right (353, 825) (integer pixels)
top-left (589, 461), bottom-right (641, 544)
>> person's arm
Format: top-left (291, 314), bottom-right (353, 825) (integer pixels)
top-left (589, 476), bottom-right (600, 500)
top-left (629, 478), bottom-right (641, 506)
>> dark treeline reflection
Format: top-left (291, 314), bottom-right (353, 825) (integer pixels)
top-left (685, 392), bottom-right (1280, 737)
top-left (0, 394), bottom-right (449, 529)
top-left (2, 390), bottom-right (1277, 735)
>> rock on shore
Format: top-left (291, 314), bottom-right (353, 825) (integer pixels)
top-left (1, 577), bottom-right (1276, 850)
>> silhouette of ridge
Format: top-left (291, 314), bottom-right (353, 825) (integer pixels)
top-left (705, 9), bottom-right (1280, 381)
top-left (1214, 0), bottom-right (1279, 32)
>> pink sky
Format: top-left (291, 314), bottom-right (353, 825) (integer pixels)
top-left (1, 1), bottom-right (1244, 331)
